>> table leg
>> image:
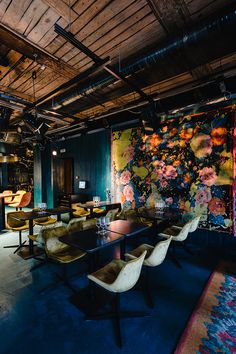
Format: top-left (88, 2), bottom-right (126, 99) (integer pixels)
top-left (28, 219), bottom-right (34, 254)
top-left (120, 239), bottom-right (126, 260)
top-left (0, 198), bottom-right (6, 230)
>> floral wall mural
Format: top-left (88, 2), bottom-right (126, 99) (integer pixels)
top-left (111, 110), bottom-right (234, 233)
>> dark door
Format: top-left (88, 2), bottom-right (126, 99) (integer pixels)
top-left (53, 157), bottom-right (74, 196)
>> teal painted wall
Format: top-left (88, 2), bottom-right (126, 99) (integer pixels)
top-left (56, 130), bottom-right (111, 201)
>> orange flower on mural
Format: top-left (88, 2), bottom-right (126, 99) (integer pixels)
top-left (120, 192), bottom-right (126, 204)
top-left (179, 128), bottom-right (194, 141)
top-left (179, 140), bottom-right (186, 148)
top-left (208, 197), bottom-right (226, 216)
top-left (210, 127), bottom-right (227, 146)
top-left (150, 133), bottom-right (162, 147)
top-left (173, 160), bottom-right (181, 167)
top-left (169, 127), bottom-right (178, 137)
top-left (184, 173), bottom-right (191, 183)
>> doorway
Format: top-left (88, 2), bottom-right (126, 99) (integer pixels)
top-left (53, 157), bottom-right (74, 198)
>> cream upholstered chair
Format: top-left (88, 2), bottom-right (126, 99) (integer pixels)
top-left (40, 226), bottom-right (87, 291)
top-left (4, 211), bottom-right (30, 253)
top-left (158, 220), bottom-right (192, 267)
top-left (172, 215), bottom-right (201, 233)
top-left (87, 251), bottom-right (147, 347)
top-left (125, 236), bottom-right (172, 307)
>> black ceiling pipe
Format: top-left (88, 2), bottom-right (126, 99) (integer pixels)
top-left (43, 5), bottom-right (236, 113)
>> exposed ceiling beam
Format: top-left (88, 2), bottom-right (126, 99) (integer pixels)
top-left (146, 0), bottom-right (191, 34)
top-left (0, 23), bottom-right (79, 80)
top-left (54, 24), bottom-right (153, 104)
top-left (41, 0), bottom-right (78, 22)
top-left (36, 58), bottom-right (110, 107)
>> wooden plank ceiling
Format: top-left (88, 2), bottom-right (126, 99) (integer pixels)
top-left (0, 0), bottom-right (236, 139)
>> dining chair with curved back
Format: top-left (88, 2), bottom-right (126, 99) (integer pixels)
top-left (8, 190), bottom-right (27, 210)
top-left (41, 226), bottom-right (87, 291)
top-left (87, 251), bottom-right (147, 347)
top-left (125, 236), bottom-right (172, 307)
top-left (4, 211), bottom-right (30, 253)
top-left (2, 190), bottom-right (13, 204)
top-left (158, 220), bottom-right (192, 268)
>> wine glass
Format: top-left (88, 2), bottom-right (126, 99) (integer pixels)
top-left (105, 216), bottom-right (111, 228)
top-left (96, 218), bottom-right (101, 234)
top-left (100, 217), bottom-right (106, 235)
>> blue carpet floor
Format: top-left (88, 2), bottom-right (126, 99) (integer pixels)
top-left (0, 228), bottom-right (222, 354)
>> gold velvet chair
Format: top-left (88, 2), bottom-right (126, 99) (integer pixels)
top-left (87, 251), bottom-right (147, 347)
top-left (34, 216), bottom-right (57, 226)
top-left (125, 236), bottom-right (172, 307)
top-left (2, 190), bottom-right (13, 204)
top-left (8, 190), bottom-right (26, 209)
top-left (8, 191), bottom-right (31, 210)
top-left (4, 211), bottom-right (30, 253)
top-left (41, 226), bottom-right (87, 291)
top-left (67, 218), bottom-right (96, 233)
top-left (71, 203), bottom-right (90, 218)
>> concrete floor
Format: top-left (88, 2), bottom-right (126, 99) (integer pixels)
top-left (0, 220), bottom-right (221, 354)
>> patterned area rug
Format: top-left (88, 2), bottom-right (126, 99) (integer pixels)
top-left (175, 260), bottom-right (236, 354)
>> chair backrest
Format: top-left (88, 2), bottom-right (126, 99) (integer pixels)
top-left (18, 192), bottom-right (32, 207)
top-left (145, 236), bottom-right (172, 267)
top-left (67, 218), bottom-right (96, 233)
top-left (2, 190), bottom-right (13, 203)
top-left (11, 190), bottom-right (26, 204)
top-left (43, 226), bottom-right (69, 255)
top-left (110, 251), bottom-right (147, 293)
top-left (7, 211), bottom-right (26, 228)
top-left (189, 215), bottom-right (201, 233)
top-left (174, 221), bottom-right (192, 241)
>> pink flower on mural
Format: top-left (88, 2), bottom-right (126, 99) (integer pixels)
top-left (120, 170), bottom-right (131, 185)
top-left (165, 197), bottom-right (173, 205)
top-left (195, 187), bottom-right (212, 207)
top-left (190, 133), bottom-right (213, 159)
top-left (208, 197), bottom-right (226, 216)
top-left (160, 179), bottom-right (168, 188)
top-left (122, 146), bottom-right (135, 162)
top-left (199, 167), bottom-right (217, 186)
top-left (162, 165), bottom-right (178, 180)
top-left (123, 185), bottom-right (134, 202)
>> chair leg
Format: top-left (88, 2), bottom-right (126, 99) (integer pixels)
top-left (4, 230), bottom-right (26, 253)
top-left (113, 293), bottom-right (122, 347)
top-left (182, 241), bottom-right (194, 255)
top-left (169, 243), bottom-right (182, 268)
top-left (143, 267), bottom-right (154, 308)
top-left (85, 291), bottom-right (149, 347)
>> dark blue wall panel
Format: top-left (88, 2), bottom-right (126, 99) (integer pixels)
top-left (56, 130), bottom-right (111, 200)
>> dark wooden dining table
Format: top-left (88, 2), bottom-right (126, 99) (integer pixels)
top-left (77, 201), bottom-right (121, 217)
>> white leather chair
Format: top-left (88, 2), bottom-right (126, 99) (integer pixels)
top-left (125, 236), bottom-right (172, 307)
top-left (87, 251), bottom-right (147, 347)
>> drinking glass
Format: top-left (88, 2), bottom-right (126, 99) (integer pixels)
top-left (100, 217), bottom-right (106, 235)
top-left (105, 216), bottom-right (111, 228)
top-left (96, 218), bottom-right (101, 234)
